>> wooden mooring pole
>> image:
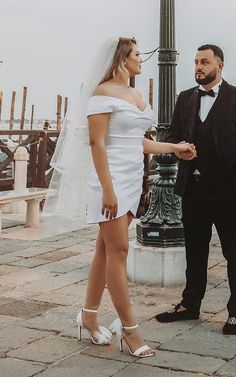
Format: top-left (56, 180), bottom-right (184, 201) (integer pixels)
top-left (20, 86), bottom-right (27, 130)
top-left (0, 91), bottom-right (3, 123)
top-left (9, 91), bottom-right (16, 139)
top-left (56, 95), bottom-right (62, 130)
top-left (64, 96), bottom-right (68, 117)
top-left (30, 104), bottom-right (35, 130)
top-left (19, 86), bottom-right (27, 143)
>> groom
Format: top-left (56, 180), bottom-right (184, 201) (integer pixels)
top-left (156, 44), bottom-right (236, 335)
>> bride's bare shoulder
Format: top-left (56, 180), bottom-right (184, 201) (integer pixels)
top-left (93, 82), bottom-right (115, 97)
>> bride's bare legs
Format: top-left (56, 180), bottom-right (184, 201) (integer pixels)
top-left (82, 230), bottom-right (107, 333)
top-left (99, 213), bottom-right (154, 356)
top-left (83, 216), bottom-right (133, 331)
top-left (83, 215), bottom-right (133, 333)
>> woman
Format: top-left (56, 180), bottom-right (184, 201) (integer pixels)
top-left (77, 37), bottom-right (196, 358)
top-left (45, 37), bottom-right (196, 358)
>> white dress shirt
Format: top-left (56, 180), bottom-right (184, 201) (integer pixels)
top-left (199, 79), bottom-right (222, 122)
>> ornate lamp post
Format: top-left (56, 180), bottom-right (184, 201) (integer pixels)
top-left (137, 0), bottom-right (184, 247)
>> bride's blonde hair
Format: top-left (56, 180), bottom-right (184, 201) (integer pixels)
top-left (100, 37), bottom-right (136, 84)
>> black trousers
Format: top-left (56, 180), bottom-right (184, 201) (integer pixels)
top-left (181, 179), bottom-right (236, 316)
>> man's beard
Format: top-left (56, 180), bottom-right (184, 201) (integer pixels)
top-left (195, 69), bottom-right (217, 85)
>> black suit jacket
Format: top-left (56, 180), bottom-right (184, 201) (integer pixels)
top-left (167, 79), bottom-right (236, 196)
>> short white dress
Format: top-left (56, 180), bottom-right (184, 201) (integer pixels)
top-left (86, 95), bottom-right (154, 223)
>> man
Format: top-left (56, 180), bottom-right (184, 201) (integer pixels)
top-left (155, 44), bottom-right (236, 335)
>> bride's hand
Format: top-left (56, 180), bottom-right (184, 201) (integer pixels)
top-left (102, 189), bottom-right (118, 220)
top-left (174, 142), bottom-right (197, 160)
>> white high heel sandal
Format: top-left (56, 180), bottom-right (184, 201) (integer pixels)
top-left (109, 318), bottom-right (155, 358)
top-left (76, 308), bottom-right (112, 345)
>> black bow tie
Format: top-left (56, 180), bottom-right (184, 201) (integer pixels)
top-left (198, 88), bottom-right (215, 97)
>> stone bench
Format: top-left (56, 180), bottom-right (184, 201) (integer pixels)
top-left (0, 188), bottom-right (48, 232)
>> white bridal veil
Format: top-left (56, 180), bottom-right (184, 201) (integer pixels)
top-left (43, 38), bottom-right (119, 223)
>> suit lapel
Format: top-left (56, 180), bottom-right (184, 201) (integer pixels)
top-left (184, 87), bottom-right (199, 141)
top-left (206, 80), bottom-right (230, 125)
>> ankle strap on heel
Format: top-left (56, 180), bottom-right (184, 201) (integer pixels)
top-left (123, 324), bottom-right (138, 330)
top-left (83, 308), bottom-right (98, 313)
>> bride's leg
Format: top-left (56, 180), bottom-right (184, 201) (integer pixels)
top-left (82, 230), bottom-right (106, 332)
top-left (100, 214), bottom-right (154, 356)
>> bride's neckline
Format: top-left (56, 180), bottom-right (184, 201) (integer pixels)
top-left (91, 95), bottom-right (149, 113)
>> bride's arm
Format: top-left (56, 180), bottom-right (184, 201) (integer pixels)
top-left (143, 138), bottom-right (196, 160)
top-left (88, 113), bottom-right (118, 219)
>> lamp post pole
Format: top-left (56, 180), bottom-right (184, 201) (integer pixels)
top-left (137, 0), bottom-right (184, 247)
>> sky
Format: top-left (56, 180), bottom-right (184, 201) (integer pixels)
top-left (0, 0), bottom-right (236, 121)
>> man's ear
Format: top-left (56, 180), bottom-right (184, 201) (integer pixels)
top-left (219, 62), bottom-right (224, 71)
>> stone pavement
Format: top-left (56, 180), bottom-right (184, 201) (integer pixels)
top-left (0, 224), bottom-right (236, 377)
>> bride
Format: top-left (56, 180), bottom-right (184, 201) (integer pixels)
top-left (44, 37), bottom-right (196, 358)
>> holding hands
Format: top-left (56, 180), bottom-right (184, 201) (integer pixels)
top-left (174, 141), bottom-right (197, 160)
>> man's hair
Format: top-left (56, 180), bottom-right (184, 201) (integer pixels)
top-left (198, 44), bottom-right (224, 62)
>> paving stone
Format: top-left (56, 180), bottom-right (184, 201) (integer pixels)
top-left (20, 309), bottom-right (77, 337)
top-left (36, 234), bottom-right (72, 243)
top-left (44, 305), bottom-right (79, 320)
top-left (0, 254), bottom-right (21, 264)
top-left (69, 227), bottom-right (98, 239)
top-left (137, 349), bottom-right (226, 374)
top-left (114, 363), bottom-right (205, 377)
top-left (139, 318), bottom-right (199, 343)
top-left (0, 358), bottom-right (45, 377)
top-left (41, 305), bottom-right (113, 338)
top-left (0, 269), bottom-right (52, 289)
top-left (208, 256), bottom-right (224, 267)
top-left (52, 241), bottom-right (96, 254)
top-left (20, 272), bottom-right (85, 294)
top-left (9, 245), bottom-right (58, 258)
top-left (216, 356), bottom-right (236, 376)
top-left (0, 325), bottom-right (50, 354)
top-left (0, 239), bottom-right (30, 254)
top-left (8, 335), bottom-right (84, 363)
top-left (37, 238), bottom-right (81, 250)
top-left (0, 314), bottom-right (22, 328)
top-left (59, 267), bottom-right (89, 282)
top-left (31, 292), bottom-right (79, 306)
top-left (33, 259), bottom-right (84, 274)
top-left (53, 281), bottom-right (87, 298)
top-left (9, 258), bottom-right (51, 268)
top-left (0, 300), bottom-right (57, 318)
top-left (36, 249), bottom-right (77, 261)
top-left (0, 297), bottom-right (15, 306)
top-left (207, 276), bottom-right (226, 287)
top-left (218, 280), bottom-right (230, 289)
top-left (2, 219), bottom-right (25, 229)
top-left (211, 309), bottom-right (228, 324)
top-left (81, 339), bottom-right (158, 363)
top-left (219, 260), bottom-right (227, 268)
top-left (161, 322), bottom-right (236, 359)
top-left (209, 265), bottom-right (228, 280)
top-left (64, 252), bottom-right (94, 265)
top-left (148, 285), bottom-right (184, 306)
top-left (0, 287), bottom-right (38, 300)
top-left (0, 264), bottom-right (26, 276)
top-left (201, 287), bottom-right (228, 313)
top-left (0, 222), bottom-right (232, 376)
top-left (33, 353), bottom-right (129, 377)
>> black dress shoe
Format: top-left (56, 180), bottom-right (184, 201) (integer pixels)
top-left (223, 317), bottom-right (236, 335)
top-left (155, 303), bottom-right (200, 323)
